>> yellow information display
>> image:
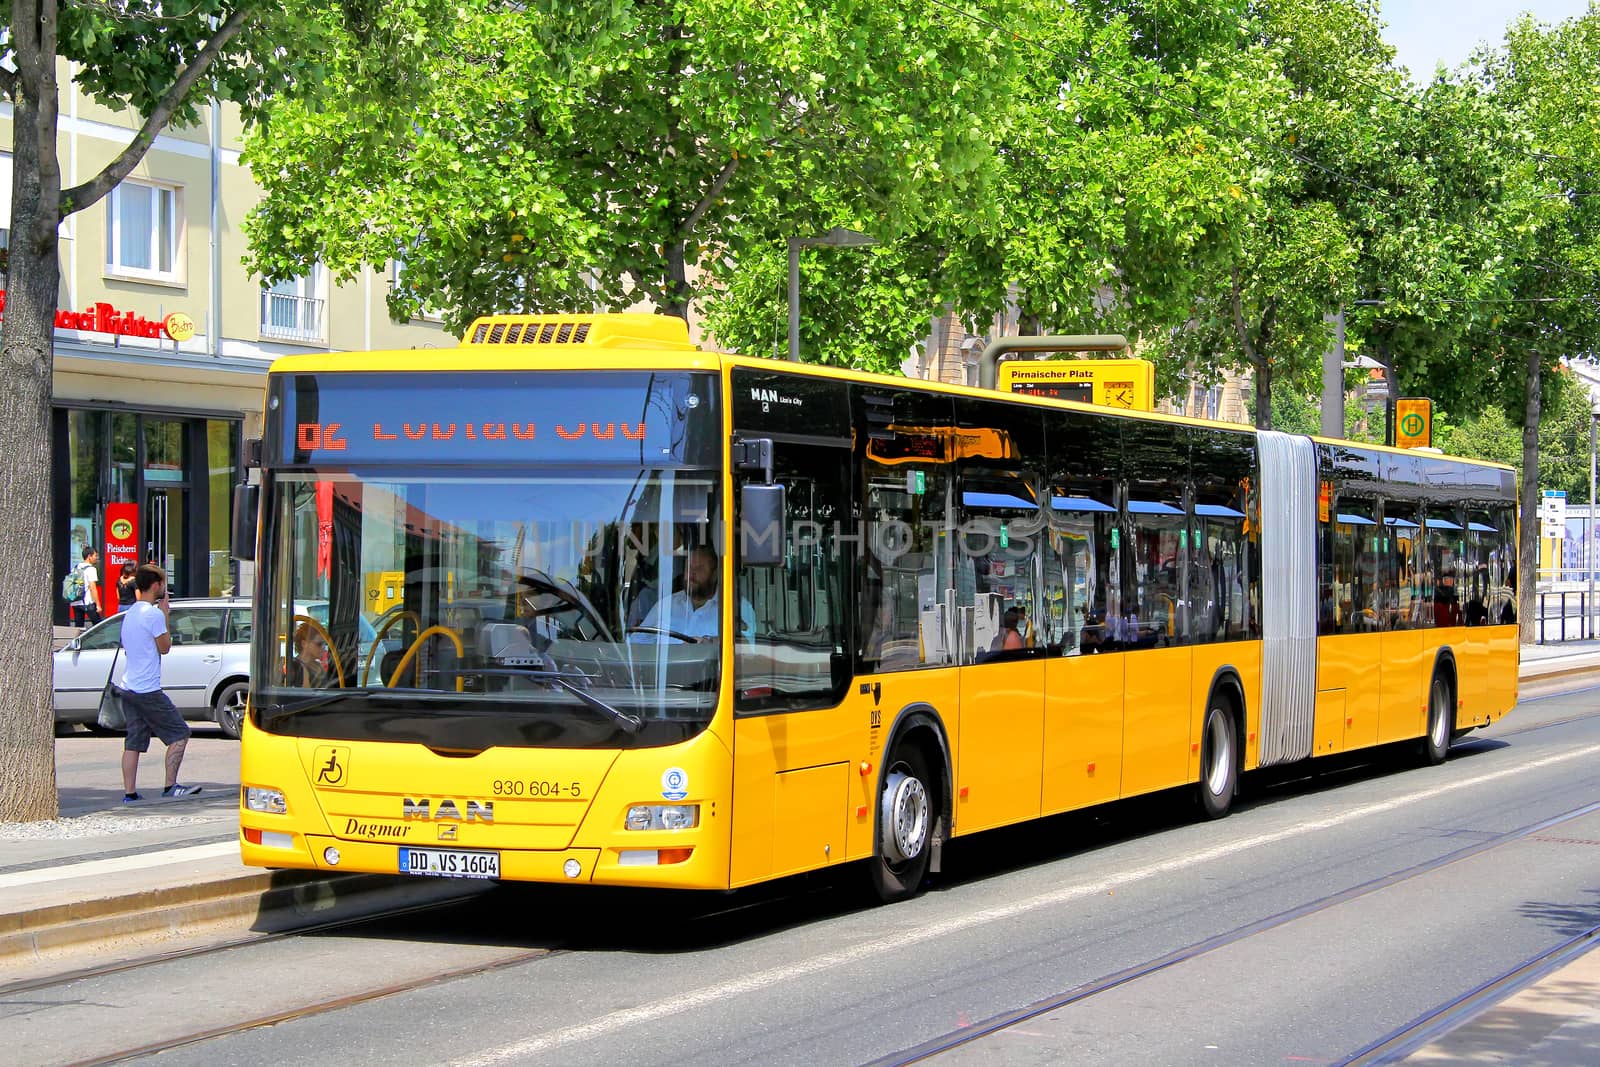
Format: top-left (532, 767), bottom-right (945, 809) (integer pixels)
top-left (998, 358), bottom-right (1156, 411)
top-left (1396, 397), bottom-right (1433, 449)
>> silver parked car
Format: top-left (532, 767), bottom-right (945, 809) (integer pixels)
top-left (53, 597), bottom-right (253, 739)
top-left (54, 597), bottom-right (393, 739)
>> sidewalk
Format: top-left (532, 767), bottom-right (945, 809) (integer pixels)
top-left (2, 649), bottom-right (1598, 1064)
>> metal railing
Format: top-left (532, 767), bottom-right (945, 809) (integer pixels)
top-left (259, 289), bottom-right (325, 343)
top-left (1536, 590), bottom-right (1600, 644)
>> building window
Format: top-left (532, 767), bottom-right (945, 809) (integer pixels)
top-left (260, 265), bottom-right (325, 343)
top-left (107, 181), bottom-right (181, 281)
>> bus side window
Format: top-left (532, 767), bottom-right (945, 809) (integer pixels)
top-left (1191, 430), bottom-right (1253, 644)
top-left (1045, 407), bottom-right (1119, 655)
top-left (1123, 421), bottom-right (1188, 649)
top-left (1382, 499), bottom-right (1423, 630)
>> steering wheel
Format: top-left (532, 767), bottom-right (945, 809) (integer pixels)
top-left (626, 625), bottom-right (702, 644)
top-left (387, 625), bottom-right (465, 691)
top-left (363, 609), bottom-right (420, 685)
top-left (291, 614), bottom-right (346, 689)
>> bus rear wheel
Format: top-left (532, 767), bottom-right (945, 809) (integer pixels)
top-left (1196, 700), bottom-right (1238, 820)
top-left (1419, 672), bottom-right (1453, 766)
top-left (868, 745), bottom-right (936, 903)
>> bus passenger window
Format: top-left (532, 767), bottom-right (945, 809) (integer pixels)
top-left (1330, 497), bottom-right (1379, 634)
top-left (1464, 509), bottom-right (1498, 627)
top-left (958, 472), bottom-right (1044, 664)
top-left (1047, 489), bottom-right (1117, 654)
top-left (1126, 496), bottom-right (1186, 648)
top-left (1424, 507), bottom-right (1467, 628)
top-left (1383, 501), bottom-right (1422, 630)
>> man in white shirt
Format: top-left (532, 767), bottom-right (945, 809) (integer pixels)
top-left (631, 544), bottom-right (755, 643)
top-left (117, 564), bottom-right (201, 803)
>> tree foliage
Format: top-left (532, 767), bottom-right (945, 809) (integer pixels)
top-left (244, 0), bottom-right (1045, 332)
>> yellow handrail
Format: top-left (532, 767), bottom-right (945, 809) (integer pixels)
top-left (363, 609), bottom-right (420, 685)
top-left (387, 625), bottom-right (466, 692)
top-left (291, 614), bottom-right (346, 689)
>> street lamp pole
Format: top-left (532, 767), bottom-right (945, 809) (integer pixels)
top-left (786, 227), bottom-right (878, 362)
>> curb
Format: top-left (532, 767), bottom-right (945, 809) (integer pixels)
top-left (1519, 658), bottom-right (1600, 684)
top-left (0, 867), bottom-right (489, 967)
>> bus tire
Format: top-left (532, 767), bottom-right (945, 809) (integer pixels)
top-left (868, 744), bottom-right (936, 903)
top-left (1419, 671), bottom-right (1453, 766)
top-left (1196, 699), bottom-right (1238, 820)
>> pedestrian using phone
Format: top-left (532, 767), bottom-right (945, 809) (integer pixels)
top-left (118, 563), bottom-right (201, 803)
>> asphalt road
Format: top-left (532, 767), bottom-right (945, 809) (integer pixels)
top-left (14, 680), bottom-right (1600, 1066)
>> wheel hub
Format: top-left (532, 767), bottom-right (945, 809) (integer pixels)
top-left (880, 768), bottom-right (929, 864)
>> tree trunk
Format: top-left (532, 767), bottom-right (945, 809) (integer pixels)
top-left (1518, 348), bottom-right (1541, 645)
top-left (662, 238), bottom-right (690, 322)
top-left (0, 0), bottom-right (63, 822)
top-left (1253, 357), bottom-right (1272, 430)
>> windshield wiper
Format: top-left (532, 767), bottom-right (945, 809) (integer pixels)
top-left (258, 686), bottom-right (438, 725)
top-left (469, 667), bottom-right (642, 734)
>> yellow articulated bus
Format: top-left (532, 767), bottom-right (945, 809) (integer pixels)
top-left (235, 313), bottom-right (1519, 902)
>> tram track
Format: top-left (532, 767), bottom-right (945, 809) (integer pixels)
top-left (866, 798), bottom-right (1600, 1066)
top-left (1336, 920), bottom-right (1600, 1065)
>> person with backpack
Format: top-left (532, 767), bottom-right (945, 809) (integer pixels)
top-left (66, 546), bottom-right (102, 629)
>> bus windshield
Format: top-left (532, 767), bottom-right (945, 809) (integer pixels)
top-left (252, 370), bottom-right (724, 750)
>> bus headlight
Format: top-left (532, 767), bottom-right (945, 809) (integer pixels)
top-left (626, 804), bottom-right (698, 831)
top-left (244, 786), bottom-right (287, 814)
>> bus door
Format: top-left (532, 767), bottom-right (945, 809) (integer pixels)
top-left (728, 369), bottom-right (860, 885)
top-left (1118, 420), bottom-right (1193, 796)
top-left (1041, 406), bottom-right (1125, 814)
top-left (952, 400), bottom-right (1046, 835)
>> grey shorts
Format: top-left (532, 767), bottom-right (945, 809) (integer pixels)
top-left (120, 687), bottom-right (191, 751)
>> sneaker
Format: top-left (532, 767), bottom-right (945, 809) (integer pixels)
top-left (121, 792), bottom-right (143, 804)
top-left (161, 784), bottom-right (202, 798)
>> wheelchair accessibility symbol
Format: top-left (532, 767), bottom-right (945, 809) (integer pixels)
top-left (315, 746), bottom-right (350, 788)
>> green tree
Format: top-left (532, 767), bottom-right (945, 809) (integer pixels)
top-left (244, 0), bottom-right (1045, 332)
top-left (0, 2), bottom-right (312, 822)
top-left (1471, 10), bottom-right (1600, 634)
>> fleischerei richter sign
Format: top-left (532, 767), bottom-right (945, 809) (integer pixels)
top-left (0, 289), bottom-right (192, 340)
top-left (105, 503), bottom-right (139, 569)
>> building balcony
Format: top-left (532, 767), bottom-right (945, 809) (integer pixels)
top-left (259, 290), bottom-right (325, 344)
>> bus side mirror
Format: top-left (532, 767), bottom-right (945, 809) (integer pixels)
top-left (740, 483), bottom-right (786, 567)
top-left (231, 483), bottom-right (260, 562)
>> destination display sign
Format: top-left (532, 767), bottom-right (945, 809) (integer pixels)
top-left (267, 371), bottom-right (720, 468)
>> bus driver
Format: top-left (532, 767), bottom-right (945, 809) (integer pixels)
top-left (630, 544), bottom-right (756, 643)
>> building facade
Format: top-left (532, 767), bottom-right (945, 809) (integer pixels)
top-left (3, 74), bottom-right (451, 623)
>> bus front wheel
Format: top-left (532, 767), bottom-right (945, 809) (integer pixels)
top-left (868, 745), bottom-right (936, 903)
